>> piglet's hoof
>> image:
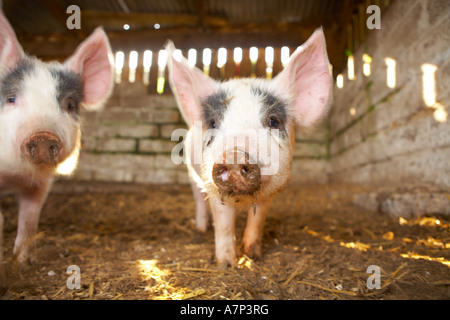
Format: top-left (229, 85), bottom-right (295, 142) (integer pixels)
top-left (217, 262), bottom-right (235, 271)
top-left (13, 247), bottom-right (35, 268)
top-left (243, 242), bottom-right (262, 260)
top-left (192, 232), bottom-right (206, 244)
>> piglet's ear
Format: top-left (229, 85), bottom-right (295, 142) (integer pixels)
top-left (166, 40), bottom-right (218, 126)
top-left (0, 9), bottom-right (25, 72)
top-left (65, 27), bottom-right (114, 111)
top-left (272, 28), bottom-right (332, 128)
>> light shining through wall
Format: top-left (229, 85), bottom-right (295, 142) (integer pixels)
top-left (188, 49), bottom-right (197, 67)
top-left (217, 47), bottom-right (227, 79)
top-left (158, 50), bottom-right (168, 69)
top-left (421, 63), bottom-right (447, 122)
top-left (157, 50), bottom-right (167, 94)
top-left (234, 47), bottom-right (242, 77)
top-left (128, 51), bottom-right (138, 83)
top-left (217, 48), bottom-right (227, 68)
top-left (250, 47), bottom-right (258, 77)
top-left (363, 53), bottom-right (372, 77)
top-left (385, 57), bottom-right (396, 89)
top-left (250, 47), bottom-right (258, 62)
top-left (265, 46), bottom-right (274, 79)
top-left (143, 50), bottom-right (153, 69)
top-left (114, 51), bottom-right (125, 84)
top-left (143, 50), bottom-right (152, 85)
top-left (336, 74), bottom-right (344, 89)
top-left (281, 46), bottom-right (290, 67)
top-left (348, 55), bottom-right (355, 80)
top-left (203, 48), bottom-right (212, 75)
top-left (233, 47), bottom-right (243, 63)
top-left (422, 63), bottom-right (437, 107)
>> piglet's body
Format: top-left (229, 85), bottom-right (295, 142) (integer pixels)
top-left (0, 10), bottom-right (114, 275)
top-left (167, 29), bottom-right (332, 266)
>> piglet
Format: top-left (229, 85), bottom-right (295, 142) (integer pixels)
top-left (0, 9), bottom-right (114, 274)
top-left (167, 29), bottom-right (332, 266)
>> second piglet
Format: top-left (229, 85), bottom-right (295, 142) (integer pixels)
top-left (167, 29), bottom-right (332, 266)
top-left (0, 10), bottom-right (114, 275)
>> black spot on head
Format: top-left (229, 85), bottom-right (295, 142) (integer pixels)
top-left (201, 89), bottom-right (230, 129)
top-left (50, 67), bottom-right (83, 118)
top-left (252, 86), bottom-right (288, 136)
top-left (0, 58), bottom-right (34, 105)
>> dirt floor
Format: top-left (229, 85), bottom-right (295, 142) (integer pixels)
top-left (0, 182), bottom-right (449, 300)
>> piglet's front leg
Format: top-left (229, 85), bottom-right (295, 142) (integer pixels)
top-left (242, 198), bottom-right (273, 260)
top-left (192, 182), bottom-right (209, 234)
top-left (210, 197), bottom-right (237, 267)
top-left (13, 178), bottom-right (52, 266)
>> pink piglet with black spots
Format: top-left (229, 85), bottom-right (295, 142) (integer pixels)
top-left (0, 9), bottom-right (114, 275)
top-left (167, 28), bottom-right (332, 267)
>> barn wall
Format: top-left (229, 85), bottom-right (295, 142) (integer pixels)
top-left (69, 82), bottom-right (329, 185)
top-left (329, 0), bottom-right (450, 190)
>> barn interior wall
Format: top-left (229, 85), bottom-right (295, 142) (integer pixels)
top-left (329, 0), bottom-right (449, 190)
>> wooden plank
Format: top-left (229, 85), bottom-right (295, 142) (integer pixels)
top-left (80, 10), bottom-right (228, 29)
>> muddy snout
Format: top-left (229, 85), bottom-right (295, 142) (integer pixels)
top-left (212, 149), bottom-right (261, 196)
top-left (21, 131), bottom-right (64, 166)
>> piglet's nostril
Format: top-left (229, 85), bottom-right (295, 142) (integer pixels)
top-left (50, 144), bottom-right (59, 157)
top-left (27, 143), bottom-right (36, 157)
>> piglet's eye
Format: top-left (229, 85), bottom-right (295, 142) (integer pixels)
top-left (6, 95), bottom-right (16, 104)
top-left (268, 117), bottom-right (279, 129)
top-left (210, 120), bottom-right (216, 129)
top-left (65, 98), bottom-right (78, 114)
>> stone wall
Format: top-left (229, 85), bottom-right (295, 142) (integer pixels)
top-left (69, 82), bottom-right (329, 185)
top-left (329, 0), bottom-right (450, 190)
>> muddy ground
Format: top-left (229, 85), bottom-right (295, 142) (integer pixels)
top-left (0, 182), bottom-right (449, 300)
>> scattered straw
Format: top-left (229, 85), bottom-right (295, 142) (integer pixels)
top-left (297, 280), bottom-right (357, 296)
top-left (181, 267), bottom-right (220, 273)
top-left (182, 289), bottom-right (206, 300)
top-left (282, 260), bottom-right (305, 287)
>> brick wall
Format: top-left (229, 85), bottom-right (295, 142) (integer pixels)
top-left (329, 0), bottom-right (450, 190)
top-left (73, 83), bottom-right (187, 184)
top-left (69, 82), bottom-right (329, 185)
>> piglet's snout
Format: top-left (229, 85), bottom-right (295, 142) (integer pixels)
top-left (212, 149), bottom-right (261, 196)
top-left (21, 132), bottom-right (64, 166)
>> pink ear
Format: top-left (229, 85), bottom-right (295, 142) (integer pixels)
top-left (166, 41), bottom-right (217, 125)
top-left (65, 27), bottom-right (114, 111)
top-left (0, 9), bottom-right (24, 71)
top-left (273, 28), bottom-right (332, 128)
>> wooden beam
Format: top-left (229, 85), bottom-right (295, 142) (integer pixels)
top-left (37, 0), bottom-right (69, 28)
top-left (80, 10), bottom-right (228, 30)
top-left (194, 0), bottom-right (208, 32)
